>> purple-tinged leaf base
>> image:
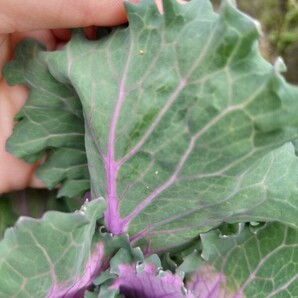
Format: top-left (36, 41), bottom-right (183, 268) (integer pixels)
top-left (47, 242), bottom-right (104, 298)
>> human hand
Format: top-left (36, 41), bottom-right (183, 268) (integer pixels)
top-left (0, 0), bottom-right (154, 194)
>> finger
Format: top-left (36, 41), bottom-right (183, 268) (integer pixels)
top-left (0, 35), bottom-right (11, 79)
top-left (84, 26), bottom-right (98, 40)
top-left (51, 29), bottom-right (72, 41)
top-left (0, 0), bottom-right (138, 34)
top-left (52, 27), bottom-right (100, 45)
top-left (29, 172), bottom-right (46, 189)
top-left (0, 80), bottom-right (42, 194)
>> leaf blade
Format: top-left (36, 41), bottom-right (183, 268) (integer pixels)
top-left (3, 39), bottom-right (89, 197)
top-left (0, 199), bottom-right (105, 298)
top-left (6, 0), bottom-right (298, 251)
top-left (195, 222), bottom-right (298, 298)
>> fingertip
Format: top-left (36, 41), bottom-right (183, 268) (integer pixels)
top-left (29, 172), bottom-right (46, 189)
top-left (80, 0), bottom-right (128, 26)
top-left (51, 29), bottom-right (71, 41)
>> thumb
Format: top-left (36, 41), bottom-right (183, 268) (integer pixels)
top-left (0, 0), bottom-right (138, 34)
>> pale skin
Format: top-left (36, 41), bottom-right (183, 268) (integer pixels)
top-left (0, 0), bottom-right (180, 194)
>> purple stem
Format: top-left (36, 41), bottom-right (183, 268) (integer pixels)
top-left (106, 79), bottom-right (188, 233)
top-left (104, 45), bottom-right (133, 234)
top-left (103, 79), bottom-right (124, 234)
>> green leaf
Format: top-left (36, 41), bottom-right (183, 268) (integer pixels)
top-left (45, 0), bottom-right (298, 251)
top-left (3, 40), bottom-right (90, 197)
top-left (0, 198), bottom-right (105, 297)
top-left (37, 148), bottom-right (88, 187)
top-left (195, 222), bottom-right (298, 298)
top-left (5, 0), bottom-right (298, 252)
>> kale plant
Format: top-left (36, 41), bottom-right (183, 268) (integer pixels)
top-left (1, 0), bottom-right (298, 297)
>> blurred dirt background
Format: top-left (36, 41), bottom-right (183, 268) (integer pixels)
top-left (211, 0), bottom-right (298, 84)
